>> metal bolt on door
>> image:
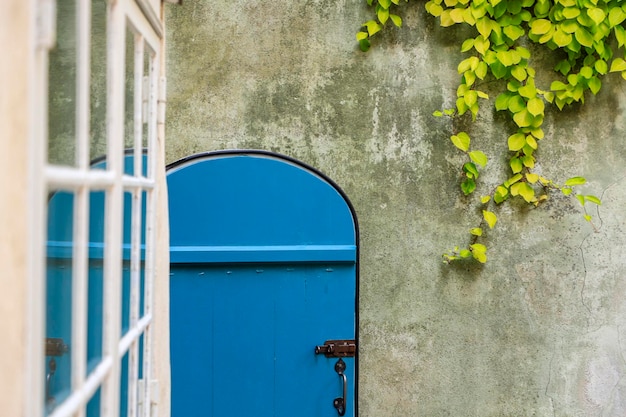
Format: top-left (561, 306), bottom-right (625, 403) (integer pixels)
top-left (168, 150), bottom-right (359, 417)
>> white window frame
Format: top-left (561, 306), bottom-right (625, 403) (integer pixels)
top-left (27, 1), bottom-right (166, 416)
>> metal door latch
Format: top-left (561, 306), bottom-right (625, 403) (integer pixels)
top-left (46, 338), bottom-right (69, 357)
top-left (45, 338), bottom-right (68, 406)
top-left (314, 339), bottom-right (356, 358)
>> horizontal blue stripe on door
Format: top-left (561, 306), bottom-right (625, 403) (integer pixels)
top-left (170, 244), bottom-right (357, 264)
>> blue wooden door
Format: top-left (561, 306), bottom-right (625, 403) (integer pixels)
top-left (168, 151), bottom-right (359, 417)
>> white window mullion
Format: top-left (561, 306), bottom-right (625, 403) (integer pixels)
top-left (27, 0), bottom-right (53, 416)
top-left (70, 1), bottom-right (92, 416)
top-left (76, 0), bottom-right (91, 171)
top-left (71, 185), bottom-right (89, 417)
top-left (127, 31), bottom-right (146, 417)
top-left (141, 49), bottom-right (159, 417)
top-left (101, 0), bottom-right (126, 415)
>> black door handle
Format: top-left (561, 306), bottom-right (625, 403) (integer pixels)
top-left (333, 358), bottom-right (347, 416)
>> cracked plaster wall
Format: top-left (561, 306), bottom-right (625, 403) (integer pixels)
top-left (165, 2), bottom-right (626, 416)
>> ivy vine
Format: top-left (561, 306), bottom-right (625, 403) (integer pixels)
top-left (357, 0), bottom-right (615, 263)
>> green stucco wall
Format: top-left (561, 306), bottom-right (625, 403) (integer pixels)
top-left (165, 2), bottom-right (626, 416)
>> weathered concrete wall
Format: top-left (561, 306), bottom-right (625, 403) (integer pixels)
top-left (165, 2), bottom-right (626, 416)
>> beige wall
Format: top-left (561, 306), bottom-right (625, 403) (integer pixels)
top-left (0, 1), bottom-right (34, 416)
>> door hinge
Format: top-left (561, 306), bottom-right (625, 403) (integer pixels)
top-left (314, 340), bottom-right (356, 358)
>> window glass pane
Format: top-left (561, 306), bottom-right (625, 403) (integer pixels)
top-left (90, 1), bottom-right (108, 165)
top-left (45, 189), bottom-right (73, 412)
top-left (122, 191), bottom-right (132, 336)
top-left (48, 0), bottom-right (76, 166)
top-left (120, 350), bottom-right (131, 417)
top-left (124, 28), bottom-right (137, 161)
top-left (143, 47), bottom-right (153, 153)
top-left (87, 190), bottom-right (105, 372)
top-left (86, 387), bottom-right (101, 417)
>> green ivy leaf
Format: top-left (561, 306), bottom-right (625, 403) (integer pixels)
top-left (495, 93), bottom-right (510, 110)
top-left (469, 150), bottom-right (488, 167)
top-left (378, 6), bottom-right (390, 24)
top-left (364, 20), bottom-right (382, 36)
top-left (610, 58), bottom-right (626, 72)
top-left (476, 61), bottom-right (488, 79)
top-left (615, 26), bottom-right (626, 48)
top-left (585, 195), bottom-right (601, 205)
top-left (527, 97), bottom-right (544, 116)
top-left (490, 61), bottom-right (508, 79)
top-left (481, 195), bottom-right (491, 204)
top-left (483, 210), bottom-right (498, 228)
top-left (518, 83), bottom-right (537, 99)
top-left (390, 14), bottom-right (403, 27)
top-left (494, 185), bottom-right (509, 203)
top-left (580, 66), bottom-right (593, 79)
top-left (530, 18), bottom-right (552, 35)
top-left (470, 243), bottom-right (487, 263)
top-left (496, 50), bottom-right (515, 67)
top-left (426, 1), bottom-right (444, 16)
top-left (476, 16), bottom-right (493, 38)
top-left (526, 134), bottom-right (538, 149)
top-left (517, 182), bottom-right (535, 202)
top-left (513, 108), bottom-right (533, 127)
top-left (526, 173), bottom-right (539, 183)
top-left (504, 24), bottom-right (525, 41)
top-left (595, 60), bottom-right (608, 75)
top-left (461, 178), bottom-right (477, 195)
top-left (461, 38), bottom-right (475, 52)
top-left (464, 90), bottom-right (478, 106)
top-left (474, 36), bottom-right (490, 54)
top-left (470, 227), bottom-right (483, 236)
top-left (511, 66), bottom-right (527, 81)
top-left (451, 132), bottom-right (471, 152)
top-left (565, 176), bottom-right (586, 186)
top-left (505, 173), bottom-right (523, 187)
top-left (553, 29), bottom-right (573, 47)
top-left (509, 157), bottom-right (523, 173)
top-left (574, 27), bottom-right (593, 48)
top-left (521, 154), bottom-right (535, 168)
top-left (508, 95), bottom-right (526, 112)
top-left (589, 77), bottom-right (601, 95)
top-left (588, 8), bottom-right (606, 25)
top-left (562, 7), bottom-right (580, 20)
top-left (508, 133), bottom-right (526, 151)
top-left (463, 162), bottom-right (480, 179)
top-left (609, 7), bottom-right (626, 27)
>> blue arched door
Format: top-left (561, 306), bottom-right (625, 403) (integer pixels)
top-left (168, 151), bottom-right (359, 417)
